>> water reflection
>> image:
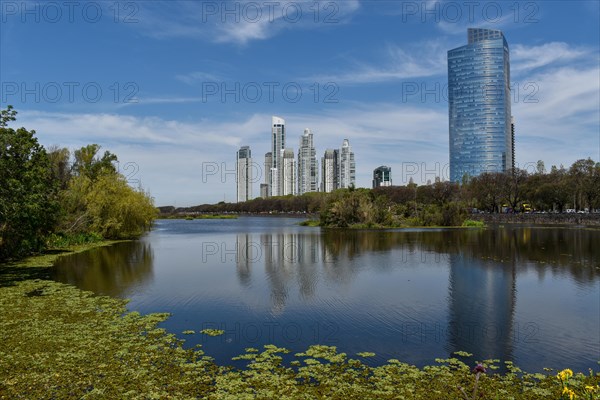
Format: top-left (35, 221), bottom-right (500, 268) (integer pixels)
top-left (50, 220), bottom-right (600, 371)
top-left (447, 253), bottom-right (516, 362)
top-left (52, 241), bottom-right (154, 297)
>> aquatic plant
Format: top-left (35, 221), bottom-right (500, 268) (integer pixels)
top-left (1, 280), bottom-right (599, 399)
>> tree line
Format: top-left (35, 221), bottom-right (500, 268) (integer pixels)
top-left (0, 106), bottom-right (157, 261)
top-left (169, 158), bottom-right (600, 228)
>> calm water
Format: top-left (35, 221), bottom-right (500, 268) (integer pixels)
top-left (52, 217), bottom-right (600, 372)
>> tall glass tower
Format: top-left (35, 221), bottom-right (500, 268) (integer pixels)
top-left (236, 146), bottom-right (252, 203)
top-left (448, 28), bottom-right (513, 182)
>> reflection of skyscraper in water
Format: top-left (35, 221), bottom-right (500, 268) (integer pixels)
top-left (296, 233), bottom-right (320, 300)
top-left (262, 233), bottom-right (292, 315)
top-left (446, 254), bottom-right (516, 363)
top-left (260, 232), bottom-right (321, 314)
top-left (235, 234), bottom-right (253, 287)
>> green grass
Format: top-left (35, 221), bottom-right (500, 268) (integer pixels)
top-left (0, 279), bottom-right (598, 399)
top-left (44, 232), bottom-right (104, 248)
top-left (462, 219), bottom-right (487, 227)
top-left (160, 214), bottom-right (239, 220)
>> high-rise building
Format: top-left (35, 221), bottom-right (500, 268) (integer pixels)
top-left (264, 152), bottom-right (272, 197)
top-left (280, 148), bottom-right (297, 196)
top-left (298, 128), bottom-right (318, 195)
top-left (321, 149), bottom-right (338, 193)
top-left (511, 116), bottom-right (515, 171)
top-left (373, 166), bottom-right (392, 188)
top-left (259, 184), bottom-right (269, 199)
top-left (270, 116), bottom-right (286, 195)
top-left (236, 146), bottom-right (252, 203)
top-left (339, 139), bottom-right (355, 188)
top-left (448, 28), bottom-right (513, 182)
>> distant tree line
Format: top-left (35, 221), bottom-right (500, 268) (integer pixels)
top-left (168, 158), bottom-right (600, 228)
top-left (0, 106), bottom-right (157, 261)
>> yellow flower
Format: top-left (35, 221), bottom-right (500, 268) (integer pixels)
top-left (562, 387), bottom-right (576, 399)
top-left (558, 369), bottom-right (574, 381)
top-left (585, 385), bottom-right (598, 393)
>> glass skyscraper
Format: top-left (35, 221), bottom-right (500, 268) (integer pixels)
top-left (236, 146), bottom-right (252, 203)
top-left (448, 28), bottom-right (513, 182)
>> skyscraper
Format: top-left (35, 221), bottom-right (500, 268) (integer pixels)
top-left (270, 116), bottom-right (286, 196)
top-left (264, 152), bottom-right (272, 197)
top-left (373, 166), bottom-right (392, 188)
top-left (236, 146), bottom-right (252, 203)
top-left (298, 128), bottom-right (318, 195)
top-left (448, 28), bottom-right (513, 182)
top-left (321, 149), bottom-right (338, 193)
top-left (281, 148), bottom-right (297, 196)
top-left (339, 139), bottom-right (355, 188)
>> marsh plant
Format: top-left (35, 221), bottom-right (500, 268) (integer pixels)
top-left (1, 280), bottom-right (599, 399)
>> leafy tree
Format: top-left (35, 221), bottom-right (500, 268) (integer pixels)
top-left (468, 172), bottom-right (505, 213)
top-left (84, 172), bottom-right (157, 239)
top-left (47, 145), bottom-right (72, 189)
top-left (569, 158), bottom-right (598, 211)
top-left (502, 169), bottom-right (529, 212)
top-left (72, 144), bottom-right (117, 180)
top-left (0, 106), bottom-right (58, 260)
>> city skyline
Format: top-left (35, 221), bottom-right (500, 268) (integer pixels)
top-left (241, 118), bottom-right (356, 201)
top-left (2, 1), bottom-right (598, 206)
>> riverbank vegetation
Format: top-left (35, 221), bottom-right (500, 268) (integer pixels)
top-left (166, 158), bottom-right (599, 228)
top-left (1, 279), bottom-right (598, 399)
top-left (0, 106), bottom-right (156, 262)
top-left (158, 214), bottom-right (238, 220)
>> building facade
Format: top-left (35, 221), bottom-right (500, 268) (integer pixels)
top-left (448, 28), bottom-right (513, 182)
top-left (373, 165), bottom-right (392, 188)
top-left (321, 149), bottom-right (338, 193)
top-left (236, 146), bottom-right (252, 203)
top-left (280, 148), bottom-right (297, 196)
top-left (263, 152), bottom-right (272, 197)
top-left (321, 149), bottom-right (339, 193)
top-left (339, 139), bottom-right (355, 189)
top-left (298, 128), bottom-right (318, 195)
top-left (269, 116), bottom-right (286, 195)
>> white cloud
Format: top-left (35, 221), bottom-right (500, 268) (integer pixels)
top-left (511, 42), bottom-right (593, 74)
top-left (134, 0), bottom-right (360, 45)
top-left (513, 65), bottom-right (600, 165)
top-left (304, 40), bottom-right (448, 84)
top-left (175, 71), bottom-right (224, 85)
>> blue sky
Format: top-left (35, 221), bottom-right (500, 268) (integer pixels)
top-left (1, 0), bottom-right (599, 206)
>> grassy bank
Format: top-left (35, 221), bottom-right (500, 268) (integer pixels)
top-left (0, 279), bottom-right (598, 399)
top-left (158, 214), bottom-right (239, 220)
top-left (300, 219), bottom-right (486, 229)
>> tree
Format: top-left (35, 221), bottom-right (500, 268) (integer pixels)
top-left (73, 144), bottom-right (117, 180)
top-left (502, 169), bottom-right (528, 212)
top-left (47, 145), bottom-right (72, 189)
top-left (58, 156), bottom-right (157, 239)
top-left (569, 158), bottom-right (597, 211)
top-left (468, 172), bottom-right (505, 213)
top-left (84, 172), bottom-right (157, 239)
top-left (0, 107), bottom-right (58, 260)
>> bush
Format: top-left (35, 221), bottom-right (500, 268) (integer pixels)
top-left (462, 219), bottom-right (486, 227)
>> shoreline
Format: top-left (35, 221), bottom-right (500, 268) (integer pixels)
top-left (1, 239), bottom-right (128, 270)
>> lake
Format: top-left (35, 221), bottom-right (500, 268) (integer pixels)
top-left (51, 217), bottom-right (600, 372)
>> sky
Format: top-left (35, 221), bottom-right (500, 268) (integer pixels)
top-left (1, 0), bottom-right (599, 206)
